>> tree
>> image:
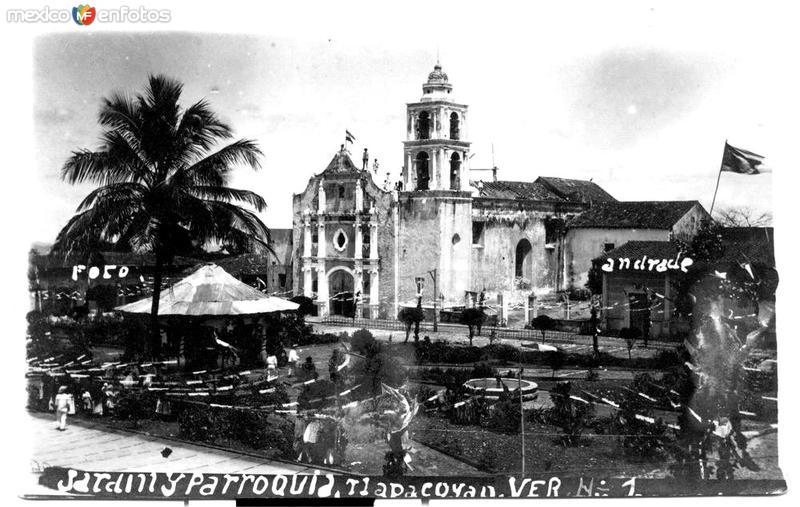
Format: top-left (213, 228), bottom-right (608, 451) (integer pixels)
top-left (531, 314), bottom-right (555, 342)
top-left (461, 307), bottom-right (486, 346)
top-left (53, 75), bottom-right (269, 358)
top-left (398, 307), bottom-right (424, 343)
top-left (619, 327), bottom-right (640, 360)
top-left (545, 350), bottom-right (565, 378)
top-left (713, 206), bottom-right (772, 227)
top-left (289, 295), bottom-right (315, 317)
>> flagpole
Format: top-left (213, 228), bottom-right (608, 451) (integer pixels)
top-left (709, 140), bottom-right (727, 217)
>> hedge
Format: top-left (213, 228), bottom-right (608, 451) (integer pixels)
top-left (400, 340), bottom-right (684, 370)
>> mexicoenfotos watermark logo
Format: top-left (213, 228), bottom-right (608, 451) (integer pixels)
top-left (72, 5), bottom-right (95, 25)
top-left (6, 5), bottom-right (171, 24)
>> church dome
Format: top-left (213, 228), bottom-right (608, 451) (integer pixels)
top-left (421, 63), bottom-right (453, 101)
top-left (427, 64), bottom-right (449, 83)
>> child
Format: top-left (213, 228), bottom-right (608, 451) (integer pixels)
top-left (54, 386), bottom-right (71, 431)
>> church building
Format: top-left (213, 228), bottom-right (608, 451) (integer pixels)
top-left (290, 63), bottom-right (691, 322)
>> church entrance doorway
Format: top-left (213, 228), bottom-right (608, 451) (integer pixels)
top-left (329, 269), bottom-right (355, 318)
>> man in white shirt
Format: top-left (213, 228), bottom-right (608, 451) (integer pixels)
top-left (287, 346), bottom-right (300, 376)
top-left (54, 386), bottom-right (72, 431)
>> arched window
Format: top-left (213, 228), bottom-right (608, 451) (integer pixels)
top-left (417, 111), bottom-right (430, 140)
top-left (449, 152), bottom-right (461, 190)
top-left (450, 112), bottom-right (460, 140)
top-left (515, 239), bottom-right (533, 279)
top-left (415, 152), bottom-right (430, 190)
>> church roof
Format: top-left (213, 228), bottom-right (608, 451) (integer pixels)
top-left (535, 177), bottom-right (617, 204)
top-left (476, 180), bottom-right (562, 200)
top-left (322, 149), bottom-right (361, 175)
top-left (568, 201), bottom-right (701, 229)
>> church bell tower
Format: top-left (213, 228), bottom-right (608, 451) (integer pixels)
top-left (403, 64), bottom-right (470, 191)
top-left (396, 63), bottom-right (473, 313)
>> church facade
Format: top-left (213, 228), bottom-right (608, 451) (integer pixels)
top-left (290, 64), bottom-right (656, 320)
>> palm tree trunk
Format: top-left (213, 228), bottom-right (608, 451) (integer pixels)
top-left (150, 251), bottom-right (164, 360)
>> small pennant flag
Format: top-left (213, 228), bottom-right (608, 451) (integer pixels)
top-left (721, 142), bottom-right (765, 175)
top-left (345, 130), bottom-right (356, 144)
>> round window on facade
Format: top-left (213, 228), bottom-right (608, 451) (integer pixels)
top-left (452, 233), bottom-right (461, 245)
top-left (334, 228), bottom-right (348, 251)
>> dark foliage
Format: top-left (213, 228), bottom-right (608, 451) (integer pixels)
top-left (547, 381), bottom-right (595, 445)
top-left (398, 307), bottom-right (424, 342)
top-left (289, 295), bottom-right (316, 316)
top-left (531, 314), bottom-right (555, 341)
top-left (461, 307), bottom-right (487, 345)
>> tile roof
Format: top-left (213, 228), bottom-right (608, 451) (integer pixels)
top-left (476, 180), bottom-right (563, 200)
top-left (567, 201), bottom-right (701, 229)
top-left (535, 177), bottom-right (617, 203)
top-left (596, 241), bottom-right (683, 262)
top-left (197, 229), bottom-right (293, 276)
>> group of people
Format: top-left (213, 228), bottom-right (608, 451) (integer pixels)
top-left (34, 363), bottom-right (168, 431)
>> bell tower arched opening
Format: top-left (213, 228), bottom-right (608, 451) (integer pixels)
top-left (450, 112), bottom-right (460, 140)
top-left (415, 152), bottom-right (430, 190)
top-left (449, 152), bottom-right (461, 190)
top-left (417, 111), bottom-right (431, 140)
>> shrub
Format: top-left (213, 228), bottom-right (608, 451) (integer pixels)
top-left (485, 397), bottom-right (521, 434)
top-left (416, 341), bottom-right (482, 364)
top-left (228, 410), bottom-right (294, 452)
top-left (113, 390), bottom-right (157, 424)
top-left (289, 295), bottom-right (316, 316)
top-left (548, 381), bottom-right (595, 445)
top-left (531, 315), bottom-right (555, 342)
top-left (351, 328), bottom-right (377, 355)
top-left (461, 308), bottom-right (487, 345)
top-left (178, 403), bottom-right (221, 442)
top-left (544, 350), bottom-right (565, 378)
top-left (471, 361), bottom-right (496, 379)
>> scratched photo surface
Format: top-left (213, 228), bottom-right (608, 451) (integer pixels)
top-left (24, 19), bottom-right (783, 500)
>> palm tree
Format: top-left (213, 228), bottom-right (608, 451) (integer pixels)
top-left (54, 75), bottom-right (270, 358)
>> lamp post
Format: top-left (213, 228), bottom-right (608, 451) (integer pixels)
top-left (428, 269), bottom-right (438, 332)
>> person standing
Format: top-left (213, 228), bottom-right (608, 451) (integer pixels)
top-left (287, 346), bottom-right (300, 377)
top-left (54, 386), bottom-right (72, 431)
top-left (362, 148), bottom-right (369, 171)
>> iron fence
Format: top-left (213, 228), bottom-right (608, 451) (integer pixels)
top-left (316, 315), bottom-right (583, 344)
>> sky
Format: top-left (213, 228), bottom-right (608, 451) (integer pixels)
top-left (28, 2), bottom-right (795, 244)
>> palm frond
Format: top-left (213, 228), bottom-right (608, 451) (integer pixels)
top-left (187, 186), bottom-right (267, 212)
top-left (98, 91), bottom-right (141, 137)
top-left (174, 139), bottom-right (263, 188)
top-left (75, 182), bottom-right (147, 212)
top-left (176, 98), bottom-right (233, 156)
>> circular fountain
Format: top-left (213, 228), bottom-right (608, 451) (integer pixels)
top-left (463, 377), bottom-right (538, 401)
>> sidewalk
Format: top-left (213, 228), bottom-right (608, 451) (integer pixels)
top-left (22, 411), bottom-right (317, 498)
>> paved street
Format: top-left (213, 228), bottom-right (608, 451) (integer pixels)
top-left (23, 411), bottom-right (316, 498)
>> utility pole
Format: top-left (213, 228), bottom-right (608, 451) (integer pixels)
top-left (519, 338), bottom-right (525, 477)
top-left (428, 268), bottom-right (438, 332)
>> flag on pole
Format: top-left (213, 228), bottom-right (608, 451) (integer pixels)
top-left (721, 142), bottom-right (765, 175)
top-left (345, 130), bottom-right (356, 144)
